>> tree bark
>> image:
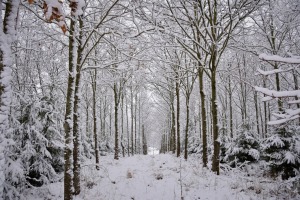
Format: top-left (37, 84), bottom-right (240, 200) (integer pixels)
top-left (131, 84), bottom-right (134, 155)
top-left (184, 97), bottom-right (190, 160)
top-left (211, 65), bottom-right (220, 175)
top-left (64, 15), bottom-right (76, 200)
top-left (198, 69), bottom-right (207, 167)
top-left (171, 98), bottom-right (176, 154)
top-left (121, 92), bottom-right (125, 157)
top-left (114, 82), bottom-right (119, 160)
top-left (126, 93), bottom-right (130, 156)
top-left (175, 71), bottom-right (181, 157)
top-left (142, 125), bottom-right (147, 155)
top-left (92, 70), bottom-right (100, 170)
top-left (72, 16), bottom-right (83, 195)
top-left (1, 0), bottom-right (20, 198)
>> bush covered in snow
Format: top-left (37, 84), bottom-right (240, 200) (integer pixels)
top-left (3, 95), bottom-right (63, 198)
top-left (262, 126), bottom-right (300, 180)
top-left (224, 126), bottom-right (260, 167)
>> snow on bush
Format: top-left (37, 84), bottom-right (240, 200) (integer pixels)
top-left (262, 126), bottom-right (300, 180)
top-left (224, 126), bottom-right (261, 167)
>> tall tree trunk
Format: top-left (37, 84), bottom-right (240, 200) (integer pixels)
top-left (134, 93), bottom-right (137, 154)
top-left (114, 82), bottom-right (119, 160)
top-left (103, 96), bottom-right (107, 138)
top-left (131, 85), bottom-right (134, 155)
top-left (142, 125), bottom-right (147, 155)
top-left (64, 15), bottom-right (76, 200)
top-left (109, 104), bottom-right (112, 136)
top-left (254, 91), bottom-right (260, 136)
top-left (211, 64), bottom-right (220, 175)
top-left (121, 93), bottom-right (125, 157)
top-left (175, 72), bottom-right (181, 157)
top-left (198, 69), bottom-right (207, 167)
top-left (72, 16), bottom-right (83, 196)
top-left (228, 75), bottom-right (233, 138)
top-left (184, 96), bottom-right (190, 160)
top-left (263, 77), bottom-right (268, 137)
top-left (138, 93), bottom-right (141, 154)
top-left (92, 70), bottom-right (100, 170)
top-left (171, 98), bottom-right (176, 154)
top-left (126, 94), bottom-right (130, 156)
top-left (0, 0), bottom-right (20, 198)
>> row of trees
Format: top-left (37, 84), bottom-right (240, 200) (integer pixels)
top-left (155, 0), bottom-right (299, 179)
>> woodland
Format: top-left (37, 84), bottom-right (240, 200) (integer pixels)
top-left (0, 0), bottom-right (299, 199)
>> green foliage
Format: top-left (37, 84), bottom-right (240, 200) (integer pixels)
top-left (262, 126), bottom-right (300, 180)
top-left (5, 95), bottom-right (63, 194)
top-left (224, 126), bottom-right (260, 167)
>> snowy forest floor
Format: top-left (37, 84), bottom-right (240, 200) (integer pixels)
top-left (24, 154), bottom-right (299, 200)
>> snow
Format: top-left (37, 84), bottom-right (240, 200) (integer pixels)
top-left (256, 68), bottom-right (291, 76)
top-left (148, 147), bottom-right (159, 155)
top-left (23, 154), bottom-right (299, 200)
top-left (284, 151), bottom-right (296, 164)
top-left (259, 53), bottom-right (300, 64)
top-left (255, 87), bottom-right (300, 98)
top-left (70, 0), bottom-right (85, 16)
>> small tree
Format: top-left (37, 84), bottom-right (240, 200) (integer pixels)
top-left (224, 125), bottom-right (260, 167)
top-left (3, 95), bottom-right (63, 198)
top-left (261, 126), bottom-right (300, 180)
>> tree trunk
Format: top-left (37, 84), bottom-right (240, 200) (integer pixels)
top-left (184, 97), bottom-right (190, 160)
top-left (175, 72), bottom-right (181, 157)
top-left (126, 94), bottom-right (130, 156)
top-left (263, 78), bottom-right (268, 137)
top-left (64, 15), bottom-right (76, 200)
top-left (72, 17), bottom-right (83, 196)
top-left (142, 125), bottom-right (147, 155)
top-left (198, 69), bottom-right (207, 167)
top-left (1, 0), bottom-right (20, 198)
top-left (92, 70), bottom-right (100, 170)
top-left (228, 76), bottom-right (233, 138)
top-left (134, 93), bottom-right (137, 154)
top-left (131, 85), bottom-right (134, 155)
top-left (121, 93), bottom-right (125, 157)
top-left (114, 82), bottom-right (119, 160)
top-left (254, 91), bottom-right (260, 136)
top-left (171, 98), bottom-right (176, 154)
top-left (211, 67), bottom-right (220, 175)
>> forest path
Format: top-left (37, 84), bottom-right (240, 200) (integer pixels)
top-left (78, 154), bottom-right (259, 200)
top-left (24, 154), bottom-right (280, 199)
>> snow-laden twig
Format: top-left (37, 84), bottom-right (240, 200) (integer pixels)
top-left (259, 53), bottom-right (300, 64)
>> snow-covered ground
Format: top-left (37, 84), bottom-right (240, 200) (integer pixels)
top-left (24, 154), bottom-right (299, 200)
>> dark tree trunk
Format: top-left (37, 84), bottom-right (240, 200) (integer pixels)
top-left (142, 125), bottom-right (147, 155)
top-left (198, 69), bottom-right (208, 167)
top-left (211, 63), bottom-right (220, 175)
top-left (72, 17), bottom-right (83, 196)
top-left (64, 16), bottom-right (76, 200)
top-left (175, 72), bottom-right (181, 157)
top-left (114, 82), bottom-right (119, 160)
top-left (92, 70), bottom-right (100, 170)
top-left (184, 98), bottom-right (190, 160)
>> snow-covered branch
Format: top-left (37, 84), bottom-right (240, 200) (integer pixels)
top-left (255, 87), bottom-right (300, 98)
top-left (256, 68), bottom-right (292, 76)
top-left (259, 53), bottom-right (300, 64)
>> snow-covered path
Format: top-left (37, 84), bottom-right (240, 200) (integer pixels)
top-left (78, 154), bottom-right (264, 200)
top-left (25, 154), bottom-right (296, 200)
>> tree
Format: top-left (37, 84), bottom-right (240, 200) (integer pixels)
top-left (0, 0), bottom-right (21, 198)
top-left (166, 0), bottom-right (259, 174)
